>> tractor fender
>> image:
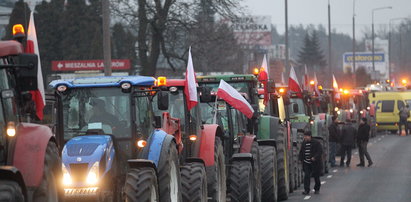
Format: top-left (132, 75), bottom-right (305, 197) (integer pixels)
top-left (184, 158), bottom-right (206, 167)
top-left (146, 129), bottom-right (176, 167)
top-left (128, 159), bottom-right (157, 171)
top-left (239, 135), bottom-right (256, 153)
top-left (0, 166), bottom-right (28, 200)
top-left (12, 123), bottom-right (53, 187)
top-left (257, 139), bottom-right (277, 148)
top-left (199, 124), bottom-right (224, 167)
top-left (230, 153), bottom-right (253, 163)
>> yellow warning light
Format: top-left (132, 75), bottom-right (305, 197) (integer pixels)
top-left (12, 24), bottom-right (25, 37)
top-left (310, 80), bottom-right (315, 85)
top-left (253, 68), bottom-right (259, 76)
top-left (189, 135), bottom-right (197, 141)
top-left (343, 89), bottom-right (349, 95)
top-left (318, 85), bottom-right (323, 90)
top-left (157, 77), bottom-right (167, 87)
top-left (402, 79), bottom-right (407, 85)
top-left (279, 88), bottom-right (286, 94)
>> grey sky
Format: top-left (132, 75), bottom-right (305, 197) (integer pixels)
top-left (242, 0), bottom-right (411, 39)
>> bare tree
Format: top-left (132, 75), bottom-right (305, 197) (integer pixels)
top-left (111, 0), bottom-right (243, 76)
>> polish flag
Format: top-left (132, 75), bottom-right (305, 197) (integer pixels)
top-left (314, 73), bottom-right (320, 96)
top-left (333, 75), bottom-right (340, 100)
top-left (302, 65), bottom-right (309, 90)
top-left (288, 66), bottom-right (302, 93)
top-left (25, 12), bottom-right (45, 120)
top-left (217, 80), bottom-right (254, 119)
top-left (184, 47), bottom-right (198, 111)
top-left (258, 55), bottom-right (269, 105)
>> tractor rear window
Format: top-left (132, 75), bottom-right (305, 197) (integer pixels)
top-left (381, 100), bottom-right (395, 112)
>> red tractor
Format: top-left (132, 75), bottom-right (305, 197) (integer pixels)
top-left (0, 26), bottom-right (62, 201)
top-left (153, 78), bottom-right (225, 202)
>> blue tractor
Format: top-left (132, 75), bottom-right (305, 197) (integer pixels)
top-left (50, 76), bottom-right (181, 201)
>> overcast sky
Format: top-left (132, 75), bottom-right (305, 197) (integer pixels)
top-left (242, 0), bottom-right (411, 39)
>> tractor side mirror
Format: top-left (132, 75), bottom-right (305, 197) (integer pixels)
top-left (266, 80), bottom-right (276, 93)
top-left (15, 53), bottom-right (38, 91)
top-left (153, 116), bottom-right (162, 128)
top-left (292, 103), bottom-right (299, 113)
top-left (157, 91), bottom-right (169, 110)
top-left (200, 86), bottom-right (212, 102)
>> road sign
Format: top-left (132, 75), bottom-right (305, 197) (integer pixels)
top-left (51, 59), bottom-right (130, 71)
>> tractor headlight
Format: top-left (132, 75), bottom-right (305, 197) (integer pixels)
top-left (62, 164), bottom-right (72, 186)
top-left (86, 162), bottom-right (99, 185)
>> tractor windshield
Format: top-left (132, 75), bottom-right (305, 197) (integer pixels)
top-left (201, 82), bottom-right (251, 96)
top-left (153, 91), bottom-right (185, 124)
top-left (62, 87), bottom-right (132, 140)
top-left (289, 98), bottom-right (306, 116)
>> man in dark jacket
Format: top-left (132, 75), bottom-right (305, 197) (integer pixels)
top-left (340, 119), bottom-right (357, 167)
top-left (357, 118), bottom-right (373, 167)
top-left (299, 131), bottom-right (323, 195)
top-left (328, 116), bottom-right (339, 167)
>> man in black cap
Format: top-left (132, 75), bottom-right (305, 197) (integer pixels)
top-left (357, 118), bottom-right (373, 167)
top-left (299, 131), bottom-right (323, 195)
top-left (340, 119), bottom-right (356, 167)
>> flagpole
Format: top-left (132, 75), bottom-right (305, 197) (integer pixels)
top-left (212, 95), bottom-right (218, 124)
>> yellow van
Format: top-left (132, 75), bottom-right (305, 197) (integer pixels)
top-left (369, 91), bottom-right (411, 132)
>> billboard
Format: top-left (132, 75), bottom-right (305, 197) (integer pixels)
top-left (342, 52), bottom-right (388, 79)
top-left (228, 15), bottom-right (272, 46)
top-left (52, 59), bottom-right (130, 71)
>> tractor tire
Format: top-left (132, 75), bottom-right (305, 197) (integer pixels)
top-left (206, 138), bottom-right (226, 202)
top-left (125, 167), bottom-right (159, 202)
top-left (251, 141), bottom-right (261, 202)
top-left (181, 162), bottom-right (207, 202)
top-left (292, 145), bottom-right (299, 190)
top-left (229, 160), bottom-right (254, 202)
top-left (288, 151), bottom-right (295, 193)
top-left (276, 130), bottom-right (289, 201)
top-left (259, 145), bottom-right (278, 202)
top-left (0, 180), bottom-right (24, 202)
top-left (33, 141), bottom-right (62, 202)
top-left (158, 141), bottom-right (182, 202)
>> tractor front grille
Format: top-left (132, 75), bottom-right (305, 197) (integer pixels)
top-left (70, 163), bottom-right (89, 183)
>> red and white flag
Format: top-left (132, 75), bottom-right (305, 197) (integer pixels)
top-left (184, 47), bottom-right (198, 111)
top-left (25, 12), bottom-right (45, 120)
top-left (332, 75), bottom-right (340, 100)
top-left (217, 80), bottom-right (254, 119)
top-left (258, 55), bottom-right (269, 105)
top-left (288, 66), bottom-right (302, 93)
top-left (314, 73), bottom-right (320, 96)
top-left (302, 65), bottom-right (309, 90)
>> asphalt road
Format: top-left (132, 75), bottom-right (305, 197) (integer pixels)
top-left (287, 132), bottom-right (411, 202)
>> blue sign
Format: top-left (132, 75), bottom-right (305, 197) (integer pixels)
top-left (343, 52), bottom-right (385, 63)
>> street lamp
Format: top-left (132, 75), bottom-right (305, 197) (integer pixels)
top-left (371, 6), bottom-right (392, 79)
top-left (388, 17), bottom-right (408, 80)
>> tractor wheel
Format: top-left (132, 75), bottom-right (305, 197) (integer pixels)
top-left (0, 180), bottom-right (24, 202)
top-left (293, 145), bottom-right (299, 190)
top-left (251, 141), bottom-right (261, 202)
top-left (181, 162), bottom-right (207, 202)
top-left (206, 138), bottom-right (226, 202)
top-left (229, 160), bottom-right (254, 202)
top-left (276, 130), bottom-right (289, 201)
top-left (259, 145), bottom-right (277, 202)
top-left (125, 167), bottom-right (159, 202)
top-left (158, 141), bottom-right (181, 202)
top-left (33, 141), bottom-right (62, 202)
top-left (288, 152), bottom-right (295, 193)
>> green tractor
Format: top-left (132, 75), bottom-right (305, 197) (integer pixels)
top-left (198, 74), bottom-right (295, 201)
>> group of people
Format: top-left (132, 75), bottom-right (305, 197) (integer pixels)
top-left (299, 115), bottom-right (374, 195)
top-left (328, 116), bottom-right (373, 167)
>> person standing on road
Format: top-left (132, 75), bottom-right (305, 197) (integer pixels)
top-left (340, 119), bottom-right (357, 167)
top-left (398, 105), bottom-right (410, 135)
top-left (357, 118), bottom-right (373, 167)
top-left (299, 131), bottom-right (323, 195)
top-left (328, 116), bottom-right (339, 167)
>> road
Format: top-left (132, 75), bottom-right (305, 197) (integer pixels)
top-left (288, 132), bottom-right (411, 202)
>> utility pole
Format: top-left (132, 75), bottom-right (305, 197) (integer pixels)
top-left (285, 0), bottom-right (289, 74)
top-left (328, 0), bottom-right (332, 80)
top-left (352, 0), bottom-right (356, 86)
top-left (371, 6), bottom-right (392, 80)
top-left (102, 0), bottom-right (112, 76)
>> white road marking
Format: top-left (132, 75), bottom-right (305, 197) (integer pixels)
top-left (327, 175), bottom-right (332, 178)
top-left (378, 138), bottom-right (382, 141)
top-left (304, 196), bottom-right (311, 200)
top-left (321, 181), bottom-right (326, 185)
top-left (332, 169), bottom-right (338, 173)
top-left (355, 152), bottom-right (358, 154)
